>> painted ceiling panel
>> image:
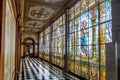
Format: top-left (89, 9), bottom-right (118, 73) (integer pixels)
top-left (28, 6), bottom-right (55, 20)
top-left (26, 21), bottom-right (43, 28)
top-left (22, 0), bottom-right (68, 34)
top-left (22, 28), bottom-right (40, 34)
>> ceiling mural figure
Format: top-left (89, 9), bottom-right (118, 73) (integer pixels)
top-left (28, 6), bottom-right (55, 20)
top-left (45, 0), bottom-right (64, 3)
top-left (26, 21), bottom-right (43, 28)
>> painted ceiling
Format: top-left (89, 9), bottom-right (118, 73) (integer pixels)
top-left (22, 0), bottom-right (68, 34)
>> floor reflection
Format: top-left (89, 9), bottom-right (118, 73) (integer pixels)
top-left (19, 57), bottom-right (80, 80)
top-left (19, 57), bottom-right (69, 80)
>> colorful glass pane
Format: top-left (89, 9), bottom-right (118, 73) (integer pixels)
top-left (81, 28), bottom-right (89, 46)
top-left (106, 0), bottom-right (112, 21)
top-left (81, 62), bottom-right (89, 78)
top-left (75, 31), bottom-right (81, 46)
top-left (100, 0), bottom-right (112, 23)
top-left (69, 21), bottom-right (72, 33)
top-left (89, 7), bottom-right (98, 26)
top-left (75, 17), bottom-right (80, 31)
top-left (75, 1), bottom-right (80, 16)
top-left (80, 12), bottom-right (90, 29)
top-left (89, 64), bottom-right (99, 80)
top-left (81, 0), bottom-right (89, 13)
top-left (69, 7), bottom-right (74, 20)
top-left (89, 0), bottom-right (98, 9)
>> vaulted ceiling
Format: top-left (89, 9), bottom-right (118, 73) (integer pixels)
top-left (20, 0), bottom-right (69, 34)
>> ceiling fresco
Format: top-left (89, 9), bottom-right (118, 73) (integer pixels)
top-left (26, 21), bottom-right (43, 28)
top-left (22, 0), bottom-right (68, 34)
top-left (22, 28), bottom-right (40, 34)
top-left (28, 6), bottom-right (55, 20)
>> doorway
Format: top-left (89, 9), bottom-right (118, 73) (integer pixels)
top-left (23, 38), bottom-right (35, 57)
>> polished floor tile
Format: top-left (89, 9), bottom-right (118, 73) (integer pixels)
top-left (19, 57), bottom-right (78, 80)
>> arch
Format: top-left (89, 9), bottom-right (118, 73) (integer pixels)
top-left (23, 37), bottom-right (35, 44)
top-left (23, 37), bottom-right (35, 57)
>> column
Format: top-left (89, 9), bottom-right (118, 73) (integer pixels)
top-left (64, 9), bottom-right (69, 72)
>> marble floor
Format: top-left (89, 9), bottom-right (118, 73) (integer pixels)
top-left (18, 57), bottom-right (79, 80)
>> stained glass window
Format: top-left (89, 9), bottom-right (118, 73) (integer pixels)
top-left (68, 0), bottom-right (112, 79)
top-left (39, 0), bottom-right (112, 79)
top-left (39, 32), bottom-right (43, 58)
top-left (43, 27), bottom-right (50, 61)
top-left (51, 14), bottom-right (65, 67)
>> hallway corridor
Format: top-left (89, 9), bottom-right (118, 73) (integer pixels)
top-left (0, 0), bottom-right (120, 80)
top-left (19, 57), bottom-right (78, 80)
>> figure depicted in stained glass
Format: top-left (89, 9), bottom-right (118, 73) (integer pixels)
top-left (81, 20), bottom-right (88, 58)
top-left (90, 64), bottom-right (99, 79)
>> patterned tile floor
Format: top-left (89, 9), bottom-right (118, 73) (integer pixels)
top-left (18, 57), bottom-right (79, 80)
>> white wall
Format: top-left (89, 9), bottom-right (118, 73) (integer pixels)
top-left (4, 0), bottom-right (16, 80)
